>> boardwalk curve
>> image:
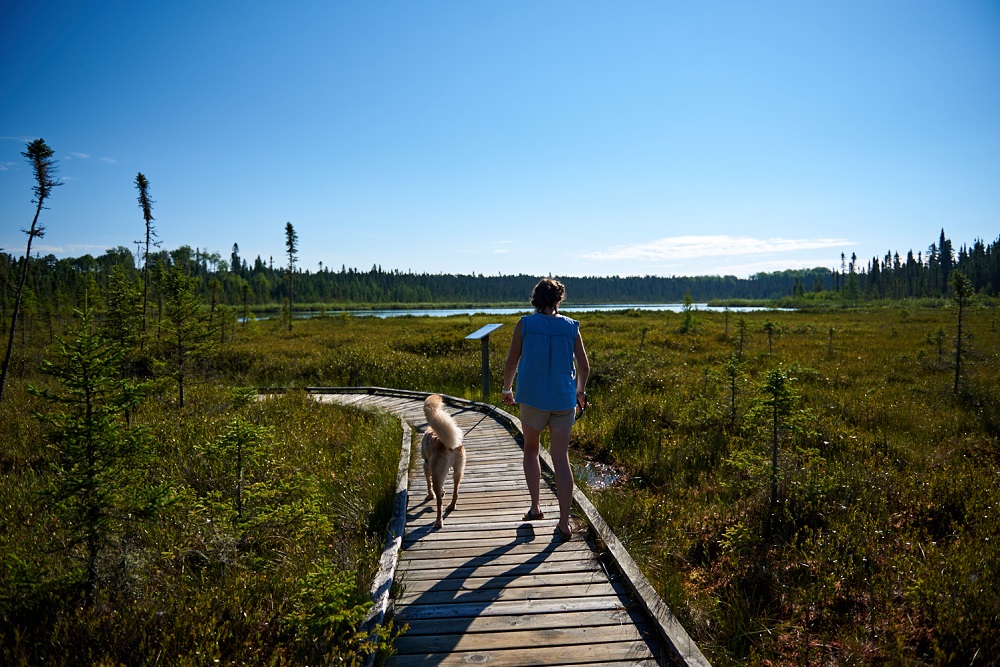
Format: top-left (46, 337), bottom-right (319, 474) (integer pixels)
top-left (308, 387), bottom-right (710, 667)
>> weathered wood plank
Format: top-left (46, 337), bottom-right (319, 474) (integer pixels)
top-left (389, 640), bottom-right (660, 666)
top-left (397, 607), bottom-right (649, 636)
top-left (396, 580), bottom-right (625, 606)
top-left (398, 547), bottom-right (596, 572)
top-left (401, 570), bottom-right (613, 595)
top-left (395, 595), bottom-right (629, 621)
top-left (395, 621), bottom-right (655, 654)
top-left (400, 557), bottom-right (602, 583)
top-left (401, 531), bottom-right (581, 553)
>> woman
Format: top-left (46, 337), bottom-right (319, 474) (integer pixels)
top-left (501, 278), bottom-right (589, 540)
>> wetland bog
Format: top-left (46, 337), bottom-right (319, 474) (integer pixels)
top-left (2, 305), bottom-right (997, 665)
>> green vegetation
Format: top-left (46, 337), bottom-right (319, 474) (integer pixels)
top-left (570, 306), bottom-right (999, 665)
top-left (1, 318), bottom-right (404, 663)
top-left (2, 282), bottom-right (997, 664)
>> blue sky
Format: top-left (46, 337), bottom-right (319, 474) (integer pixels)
top-left (2, 1), bottom-right (998, 278)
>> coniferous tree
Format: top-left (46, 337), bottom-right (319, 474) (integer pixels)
top-left (240, 279), bottom-right (252, 327)
top-left (761, 368), bottom-right (796, 539)
top-left (104, 264), bottom-right (144, 379)
top-left (284, 222), bottom-right (298, 331)
top-left (29, 302), bottom-right (166, 604)
top-left (763, 320), bottom-right (776, 355)
top-left (725, 354), bottom-right (742, 432)
top-left (134, 173), bottom-right (157, 348)
top-left (159, 265), bottom-right (210, 407)
top-left (208, 278), bottom-right (222, 332)
top-left (230, 243), bottom-right (241, 277)
top-left (2, 139), bottom-right (61, 404)
top-left (736, 317), bottom-right (748, 360)
top-left (950, 270), bottom-right (974, 395)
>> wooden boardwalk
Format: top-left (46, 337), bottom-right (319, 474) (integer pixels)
top-left (311, 388), bottom-right (710, 667)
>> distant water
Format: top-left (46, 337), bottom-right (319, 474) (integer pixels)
top-left (290, 303), bottom-right (784, 319)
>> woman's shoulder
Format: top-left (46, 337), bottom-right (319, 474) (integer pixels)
top-left (556, 314), bottom-right (579, 327)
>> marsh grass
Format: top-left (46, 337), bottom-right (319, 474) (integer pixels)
top-left (2, 305), bottom-right (997, 665)
top-left (1, 372), bottom-right (402, 664)
top-left (575, 307), bottom-right (1000, 666)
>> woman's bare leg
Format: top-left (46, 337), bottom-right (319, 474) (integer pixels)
top-left (522, 425), bottom-right (542, 516)
top-left (549, 424), bottom-right (574, 535)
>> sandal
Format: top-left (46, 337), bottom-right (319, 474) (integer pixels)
top-left (554, 525), bottom-right (573, 541)
top-left (522, 509), bottom-right (545, 521)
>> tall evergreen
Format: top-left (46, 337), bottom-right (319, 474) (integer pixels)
top-left (284, 222), bottom-right (298, 331)
top-left (134, 173), bottom-right (157, 348)
top-left (1, 139), bottom-right (61, 404)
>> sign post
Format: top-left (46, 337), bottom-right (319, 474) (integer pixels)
top-left (465, 324), bottom-right (503, 402)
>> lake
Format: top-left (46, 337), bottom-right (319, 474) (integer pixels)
top-left (288, 303), bottom-right (786, 319)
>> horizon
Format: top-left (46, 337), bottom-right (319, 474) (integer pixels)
top-left (3, 2), bottom-right (999, 279)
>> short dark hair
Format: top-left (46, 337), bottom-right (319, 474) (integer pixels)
top-left (530, 278), bottom-right (565, 311)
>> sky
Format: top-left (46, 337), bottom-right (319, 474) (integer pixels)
top-left (2, 1), bottom-right (999, 278)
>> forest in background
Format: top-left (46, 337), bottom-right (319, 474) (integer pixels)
top-left (3, 229), bottom-right (998, 319)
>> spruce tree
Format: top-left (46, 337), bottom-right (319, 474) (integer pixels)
top-left (1, 139), bottom-right (61, 403)
top-left (134, 173), bottom-right (157, 348)
top-left (950, 270), bottom-right (974, 395)
top-left (30, 303), bottom-right (166, 604)
top-left (761, 368), bottom-right (796, 539)
top-left (285, 222), bottom-right (298, 331)
top-left (159, 265), bottom-right (210, 407)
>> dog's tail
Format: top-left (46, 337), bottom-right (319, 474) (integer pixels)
top-left (423, 394), bottom-right (463, 449)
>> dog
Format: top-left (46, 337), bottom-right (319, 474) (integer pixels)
top-left (420, 394), bottom-right (465, 528)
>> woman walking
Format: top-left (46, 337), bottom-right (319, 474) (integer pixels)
top-left (501, 278), bottom-right (589, 540)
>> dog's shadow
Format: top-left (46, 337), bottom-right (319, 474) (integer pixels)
top-left (397, 522), bottom-right (571, 656)
top-left (405, 495), bottom-right (460, 541)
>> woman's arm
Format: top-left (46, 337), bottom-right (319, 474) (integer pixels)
top-left (501, 319), bottom-right (523, 404)
top-left (574, 330), bottom-right (590, 395)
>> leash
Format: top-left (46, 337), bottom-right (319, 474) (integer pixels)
top-left (463, 397), bottom-right (504, 437)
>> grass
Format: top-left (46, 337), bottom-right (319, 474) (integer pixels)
top-left (1, 376), bottom-right (402, 664)
top-left (2, 304), bottom-right (998, 665)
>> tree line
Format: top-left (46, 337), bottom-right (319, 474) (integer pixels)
top-left (5, 230), bottom-right (997, 313)
top-left (3, 139), bottom-right (998, 367)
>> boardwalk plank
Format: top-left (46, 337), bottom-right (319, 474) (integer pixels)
top-left (394, 622), bottom-right (656, 653)
top-left (397, 608), bottom-right (650, 636)
top-left (389, 641), bottom-right (659, 666)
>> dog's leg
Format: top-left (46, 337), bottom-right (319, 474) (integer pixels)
top-left (423, 457), bottom-right (434, 501)
top-left (448, 447), bottom-right (465, 512)
top-left (433, 471), bottom-right (446, 528)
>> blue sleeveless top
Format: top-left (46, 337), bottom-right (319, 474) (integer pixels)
top-left (514, 313), bottom-right (579, 411)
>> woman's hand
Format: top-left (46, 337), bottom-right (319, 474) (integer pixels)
top-left (501, 388), bottom-right (515, 405)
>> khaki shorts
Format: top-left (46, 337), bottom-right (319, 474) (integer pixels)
top-left (519, 404), bottom-right (576, 431)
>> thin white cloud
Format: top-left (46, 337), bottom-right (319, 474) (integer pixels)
top-left (99, 156), bottom-right (118, 165)
top-left (30, 243), bottom-right (112, 255)
top-left (67, 151), bottom-right (91, 160)
top-left (582, 235), bottom-right (851, 261)
top-left (695, 257), bottom-right (838, 277)
top-left (493, 239), bottom-right (514, 254)
top-left (0, 162), bottom-right (14, 171)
